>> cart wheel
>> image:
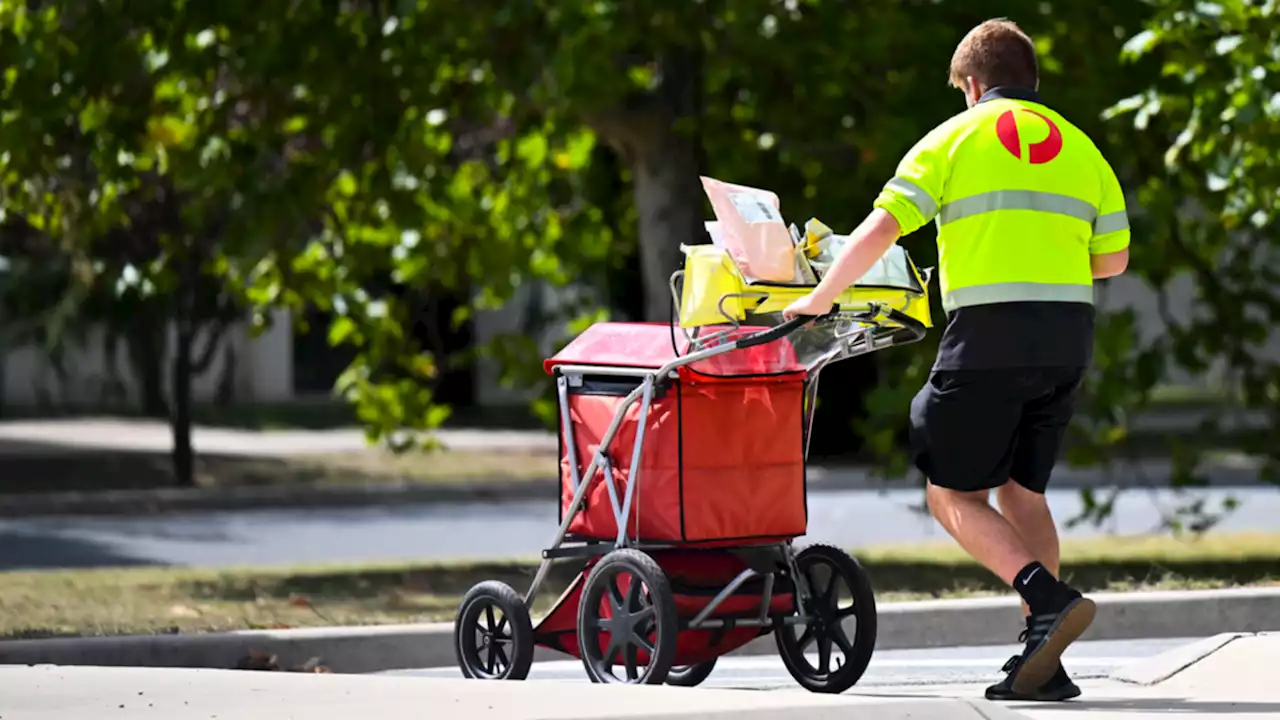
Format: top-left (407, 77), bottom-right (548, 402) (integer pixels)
top-left (577, 549), bottom-right (679, 685)
top-left (665, 659), bottom-right (717, 687)
top-left (454, 581), bottom-right (535, 681)
top-left (775, 544), bottom-right (877, 694)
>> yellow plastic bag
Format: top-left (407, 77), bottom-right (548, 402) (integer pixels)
top-left (678, 244), bottom-right (752, 327)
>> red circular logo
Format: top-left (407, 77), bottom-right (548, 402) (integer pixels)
top-left (996, 109), bottom-right (1063, 164)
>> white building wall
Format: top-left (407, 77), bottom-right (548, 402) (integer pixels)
top-left (1, 308), bottom-right (293, 408)
top-left (471, 280), bottom-right (599, 407)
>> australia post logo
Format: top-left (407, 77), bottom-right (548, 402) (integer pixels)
top-left (996, 109), bottom-right (1063, 164)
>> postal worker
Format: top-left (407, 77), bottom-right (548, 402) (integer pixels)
top-left (783, 17), bottom-right (1131, 702)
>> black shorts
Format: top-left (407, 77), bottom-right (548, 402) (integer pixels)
top-left (908, 367), bottom-right (1085, 494)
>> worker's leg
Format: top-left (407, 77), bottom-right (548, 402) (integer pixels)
top-left (986, 367), bottom-right (1094, 701)
top-left (910, 370), bottom-right (1035, 582)
top-left (910, 369), bottom-right (1094, 697)
top-left (924, 483), bottom-right (1035, 585)
top-left (992, 481), bottom-right (1079, 700)
top-left (998, 481), bottom-right (1060, 617)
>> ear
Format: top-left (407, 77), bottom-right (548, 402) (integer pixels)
top-left (966, 75), bottom-right (984, 104)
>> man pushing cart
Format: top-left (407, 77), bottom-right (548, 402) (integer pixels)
top-left (451, 16), bottom-right (1127, 703)
top-left (784, 18), bottom-right (1130, 703)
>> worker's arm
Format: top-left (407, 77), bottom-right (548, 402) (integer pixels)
top-left (1091, 248), bottom-right (1128, 278)
top-left (1090, 160), bottom-right (1130, 279)
top-left (801, 209), bottom-right (902, 308)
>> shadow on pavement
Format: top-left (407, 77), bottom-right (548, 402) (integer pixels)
top-left (0, 529), bottom-right (161, 570)
top-left (0, 438), bottom-right (323, 493)
top-left (1029, 698), bottom-right (1280, 714)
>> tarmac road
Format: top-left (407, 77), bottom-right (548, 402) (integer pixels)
top-left (387, 636), bottom-right (1194, 690)
top-left (0, 486), bottom-right (1275, 570)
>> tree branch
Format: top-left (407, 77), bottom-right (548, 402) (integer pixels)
top-left (191, 316), bottom-right (232, 375)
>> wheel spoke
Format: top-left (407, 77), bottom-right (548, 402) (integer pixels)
top-left (624, 644), bottom-right (640, 681)
top-left (485, 645), bottom-right (497, 675)
top-left (496, 616), bottom-right (509, 637)
top-left (633, 605), bottom-right (655, 625)
top-left (607, 577), bottom-right (626, 614)
top-left (817, 635), bottom-right (833, 674)
top-left (631, 630), bottom-right (655, 655)
top-left (494, 644), bottom-right (510, 673)
top-left (604, 635), bottom-right (623, 670)
top-left (796, 626), bottom-right (816, 652)
top-left (801, 567), bottom-right (821, 604)
top-left (484, 605), bottom-right (497, 633)
top-left (819, 567), bottom-right (838, 607)
top-left (625, 575), bottom-right (643, 609)
top-left (472, 621), bottom-right (487, 639)
top-left (831, 622), bottom-right (855, 655)
top-left (836, 604), bottom-right (858, 619)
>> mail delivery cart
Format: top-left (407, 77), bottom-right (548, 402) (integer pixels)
top-left (452, 241), bottom-right (933, 694)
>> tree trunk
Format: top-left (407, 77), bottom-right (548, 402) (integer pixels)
top-left (593, 46), bottom-right (706, 323)
top-left (170, 260), bottom-right (198, 488)
top-left (171, 320), bottom-right (195, 487)
top-left (632, 130), bottom-right (705, 322)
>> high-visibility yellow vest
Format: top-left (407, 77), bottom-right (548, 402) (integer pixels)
top-left (873, 88), bottom-right (1130, 314)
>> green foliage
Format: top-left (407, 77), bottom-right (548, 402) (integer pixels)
top-left (0, 0), bottom-right (616, 451)
top-left (0, 0), bottom-right (1276, 533)
top-left (1087, 0), bottom-right (1280, 531)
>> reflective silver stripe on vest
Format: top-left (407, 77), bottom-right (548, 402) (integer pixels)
top-left (1093, 210), bottom-right (1129, 236)
top-left (938, 190), bottom-right (1098, 227)
top-left (885, 177), bottom-right (939, 219)
top-left (943, 282), bottom-right (1094, 312)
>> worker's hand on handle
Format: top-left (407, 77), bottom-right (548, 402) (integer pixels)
top-left (781, 291), bottom-right (835, 322)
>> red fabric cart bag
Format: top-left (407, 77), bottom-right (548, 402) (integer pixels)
top-left (548, 322), bottom-right (808, 544)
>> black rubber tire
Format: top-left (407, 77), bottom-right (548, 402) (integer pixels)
top-left (775, 544), bottom-right (877, 693)
top-left (454, 580), bottom-right (535, 681)
top-left (665, 658), bottom-right (717, 687)
top-left (577, 548), bottom-right (679, 684)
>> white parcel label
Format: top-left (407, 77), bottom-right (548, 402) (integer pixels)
top-left (727, 192), bottom-right (783, 224)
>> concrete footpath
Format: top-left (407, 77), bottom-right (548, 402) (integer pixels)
top-left (0, 665), bottom-right (1009, 720)
top-left (0, 632), bottom-right (1275, 719)
top-left (1, 587), bottom-right (1275, 675)
top-left (869, 631), bottom-right (1280, 719)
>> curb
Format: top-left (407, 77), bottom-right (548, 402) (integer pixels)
top-left (1107, 631), bottom-right (1250, 686)
top-left (2, 587), bottom-right (1276, 675)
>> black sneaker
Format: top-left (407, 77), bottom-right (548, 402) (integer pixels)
top-left (986, 615), bottom-right (1082, 702)
top-left (987, 660), bottom-right (1081, 702)
top-left (996, 597), bottom-right (1096, 696)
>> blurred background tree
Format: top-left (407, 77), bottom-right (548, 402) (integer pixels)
top-left (0, 0), bottom-right (1275, 528)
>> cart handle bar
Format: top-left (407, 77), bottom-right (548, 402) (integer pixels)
top-left (733, 304), bottom-right (926, 351)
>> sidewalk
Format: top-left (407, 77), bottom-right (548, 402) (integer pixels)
top-left (0, 665), bottom-right (994, 720)
top-left (866, 632), bottom-right (1280, 719)
top-left (0, 632), bottom-right (1275, 719)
